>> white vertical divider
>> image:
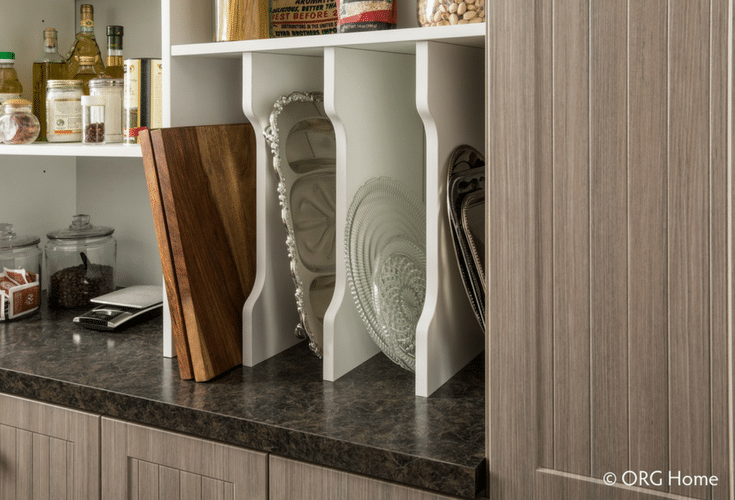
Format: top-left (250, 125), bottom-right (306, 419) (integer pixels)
top-left (242, 52), bottom-right (324, 366)
top-left (322, 47), bottom-right (424, 381)
top-left (414, 41), bottom-right (485, 396)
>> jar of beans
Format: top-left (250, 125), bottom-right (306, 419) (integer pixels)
top-left (418, 0), bottom-right (485, 26)
top-left (45, 214), bottom-right (116, 309)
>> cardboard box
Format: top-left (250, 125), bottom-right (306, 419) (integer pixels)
top-left (124, 58), bottom-right (163, 144)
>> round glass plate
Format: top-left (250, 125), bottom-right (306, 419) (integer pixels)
top-left (345, 177), bottom-right (426, 371)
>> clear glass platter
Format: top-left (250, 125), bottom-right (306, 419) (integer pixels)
top-left (264, 91), bottom-right (336, 357)
top-left (345, 177), bottom-right (426, 372)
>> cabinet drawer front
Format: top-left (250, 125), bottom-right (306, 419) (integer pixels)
top-left (0, 393), bottom-right (100, 500)
top-left (101, 418), bottom-right (267, 500)
top-left (269, 455), bottom-right (465, 500)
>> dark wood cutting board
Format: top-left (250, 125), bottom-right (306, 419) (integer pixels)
top-left (150, 124), bottom-right (257, 382)
top-left (140, 128), bottom-right (194, 380)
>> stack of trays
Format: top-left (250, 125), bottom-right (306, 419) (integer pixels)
top-left (446, 145), bottom-right (485, 332)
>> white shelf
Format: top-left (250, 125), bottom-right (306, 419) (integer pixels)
top-left (171, 24), bottom-right (485, 58)
top-left (0, 143), bottom-right (142, 158)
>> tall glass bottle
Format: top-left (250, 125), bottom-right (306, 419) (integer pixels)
top-left (72, 56), bottom-right (101, 95)
top-left (33, 29), bottom-right (64, 141)
top-left (64, 4), bottom-right (105, 79)
top-left (0, 52), bottom-right (22, 104)
top-left (100, 26), bottom-right (124, 79)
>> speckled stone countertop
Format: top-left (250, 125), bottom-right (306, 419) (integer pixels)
top-left (0, 302), bottom-right (485, 498)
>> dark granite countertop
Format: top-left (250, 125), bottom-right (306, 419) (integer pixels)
top-left (0, 302), bottom-right (485, 498)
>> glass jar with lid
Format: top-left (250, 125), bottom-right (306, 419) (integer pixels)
top-left (0, 52), bottom-right (22, 104)
top-left (0, 99), bottom-right (40, 144)
top-left (46, 79), bottom-right (82, 142)
top-left (0, 223), bottom-right (41, 321)
top-left (417, 0), bottom-right (485, 26)
top-left (45, 214), bottom-right (116, 309)
top-left (89, 78), bottom-right (122, 143)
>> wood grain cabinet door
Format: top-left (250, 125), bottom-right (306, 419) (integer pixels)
top-left (487, 0), bottom-right (733, 499)
top-left (101, 418), bottom-right (267, 500)
top-left (0, 393), bottom-right (100, 500)
top-left (269, 456), bottom-right (465, 500)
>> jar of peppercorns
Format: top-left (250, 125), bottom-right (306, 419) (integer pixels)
top-left (45, 214), bottom-right (116, 309)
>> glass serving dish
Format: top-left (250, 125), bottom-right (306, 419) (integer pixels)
top-left (345, 177), bottom-right (426, 372)
top-left (263, 91), bottom-right (336, 358)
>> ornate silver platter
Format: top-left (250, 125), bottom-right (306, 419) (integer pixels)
top-left (264, 91), bottom-right (336, 357)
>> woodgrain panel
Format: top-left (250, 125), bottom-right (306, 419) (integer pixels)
top-left (709, 1), bottom-right (732, 499)
top-left (139, 460), bottom-right (160, 500)
top-left (668, 1), bottom-right (712, 497)
top-left (159, 466), bottom-right (181, 500)
top-left (269, 456), bottom-right (462, 500)
top-left (627, 0), bottom-right (669, 489)
top-left (486, 0), bottom-right (544, 497)
top-left (552, 0), bottom-right (591, 476)
top-left (0, 394), bottom-right (99, 500)
top-left (589, 0), bottom-right (630, 480)
top-left (101, 417), bottom-right (267, 500)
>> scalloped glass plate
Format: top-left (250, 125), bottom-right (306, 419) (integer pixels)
top-left (345, 177), bottom-right (426, 371)
top-left (264, 91), bottom-right (336, 357)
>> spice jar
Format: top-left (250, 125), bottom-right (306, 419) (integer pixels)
top-left (82, 95), bottom-right (105, 144)
top-left (46, 215), bottom-right (116, 309)
top-left (417, 0), bottom-right (485, 26)
top-left (0, 52), bottom-right (22, 104)
top-left (0, 223), bottom-right (41, 321)
top-left (46, 80), bottom-right (83, 142)
top-left (0, 99), bottom-right (41, 144)
top-left (89, 78), bottom-right (122, 143)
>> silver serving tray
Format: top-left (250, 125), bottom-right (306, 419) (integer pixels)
top-left (264, 91), bottom-right (336, 358)
top-left (446, 145), bottom-right (485, 331)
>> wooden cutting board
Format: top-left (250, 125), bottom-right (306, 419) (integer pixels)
top-left (140, 128), bottom-right (194, 380)
top-left (150, 124), bottom-right (257, 382)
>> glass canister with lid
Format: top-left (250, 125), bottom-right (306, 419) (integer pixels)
top-left (46, 80), bottom-right (83, 142)
top-left (0, 99), bottom-right (41, 144)
top-left (0, 223), bottom-right (41, 321)
top-left (89, 78), bottom-right (123, 143)
top-left (45, 214), bottom-right (116, 309)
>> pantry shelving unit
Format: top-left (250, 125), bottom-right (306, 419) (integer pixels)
top-left (2, 0), bottom-right (486, 397)
top-left (164, 0), bottom-right (485, 396)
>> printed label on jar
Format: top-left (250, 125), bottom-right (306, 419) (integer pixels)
top-left (48, 98), bottom-right (82, 135)
top-left (269, 0), bottom-right (338, 37)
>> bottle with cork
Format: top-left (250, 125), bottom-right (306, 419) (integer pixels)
top-left (32, 28), bottom-right (64, 141)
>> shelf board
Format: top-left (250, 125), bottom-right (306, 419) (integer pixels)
top-left (0, 142), bottom-right (142, 158)
top-left (172, 24), bottom-right (485, 58)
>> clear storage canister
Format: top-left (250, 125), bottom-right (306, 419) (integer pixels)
top-left (0, 99), bottom-right (40, 144)
top-left (46, 80), bottom-right (83, 142)
top-left (0, 223), bottom-right (41, 321)
top-left (82, 94), bottom-right (105, 144)
top-left (45, 214), bottom-right (116, 309)
top-left (89, 78), bottom-right (122, 143)
top-left (417, 0), bottom-right (485, 26)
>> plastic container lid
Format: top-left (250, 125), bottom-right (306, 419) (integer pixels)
top-left (0, 52), bottom-right (16, 63)
top-left (0, 223), bottom-right (40, 250)
top-left (46, 214), bottom-right (114, 240)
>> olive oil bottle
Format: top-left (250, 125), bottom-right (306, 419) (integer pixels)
top-left (100, 26), bottom-right (124, 79)
top-left (32, 28), bottom-right (64, 141)
top-left (64, 4), bottom-right (105, 80)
